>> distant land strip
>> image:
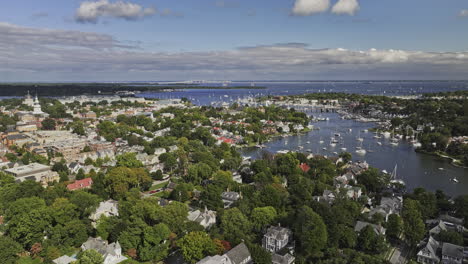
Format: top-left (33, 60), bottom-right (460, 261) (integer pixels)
top-left (0, 83), bottom-right (265, 97)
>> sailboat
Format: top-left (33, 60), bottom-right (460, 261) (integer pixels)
top-left (355, 141), bottom-right (366, 155)
top-left (389, 164), bottom-right (405, 186)
top-left (356, 131), bottom-right (364, 142)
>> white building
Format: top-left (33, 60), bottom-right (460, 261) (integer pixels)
top-left (4, 163), bottom-right (59, 186)
top-left (81, 237), bottom-right (127, 264)
top-left (90, 200), bottom-right (119, 227)
top-left (187, 207), bottom-right (217, 229)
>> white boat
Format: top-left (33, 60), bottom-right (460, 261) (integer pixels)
top-left (382, 169), bottom-right (388, 174)
top-left (355, 147), bottom-right (366, 155)
top-left (356, 131), bottom-right (364, 142)
top-left (453, 178), bottom-right (459, 183)
top-left (334, 133), bottom-right (341, 137)
top-left (348, 128), bottom-right (352, 132)
top-left (277, 150), bottom-right (289, 154)
top-left (340, 147), bottom-right (347, 152)
top-left (363, 129), bottom-right (368, 133)
top-left (333, 152), bottom-right (338, 155)
top-left (438, 168), bottom-right (444, 171)
top-left (389, 164), bottom-right (405, 186)
top-left (383, 132), bottom-right (391, 138)
top-left (377, 142), bottom-right (382, 146)
top-left (322, 147), bottom-right (327, 150)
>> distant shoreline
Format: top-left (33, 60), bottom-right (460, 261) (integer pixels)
top-left (0, 83), bottom-right (265, 96)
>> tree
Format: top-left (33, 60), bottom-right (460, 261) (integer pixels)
top-left (356, 167), bottom-right (386, 193)
top-left (6, 197), bottom-right (50, 248)
top-left (0, 236), bottom-right (23, 264)
top-left (71, 121), bottom-right (86, 136)
top-left (185, 162), bottom-right (212, 184)
top-left (247, 243), bottom-right (272, 264)
top-left (76, 249), bottom-right (104, 264)
top-left (178, 231), bottom-right (217, 264)
top-left (251, 206), bottom-right (277, 231)
top-left (339, 152), bottom-right (352, 164)
top-left (293, 206), bottom-right (327, 259)
top-left (76, 168), bottom-right (85, 180)
top-left (357, 225), bottom-right (387, 254)
top-left (69, 191), bottom-right (101, 218)
top-left (105, 167), bottom-right (151, 199)
top-left (437, 230), bottom-right (463, 246)
top-left (220, 208), bottom-right (252, 245)
top-left (386, 214), bottom-right (403, 240)
top-left (159, 201), bottom-right (189, 234)
top-left (402, 199), bottom-right (425, 247)
top-left (116, 153), bottom-right (143, 168)
top-left (41, 118), bottom-right (56, 130)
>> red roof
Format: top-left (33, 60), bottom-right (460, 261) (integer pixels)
top-left (299, 163), bottom-right (310, 173)
top-left (67, 177), bottom-right (93, 191)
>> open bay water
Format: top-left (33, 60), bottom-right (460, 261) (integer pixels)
top-left (139, 81), bottom-right (468, 196)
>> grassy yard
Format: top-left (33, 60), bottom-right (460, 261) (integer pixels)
top-left (149, 181), bottom-right (169, 191)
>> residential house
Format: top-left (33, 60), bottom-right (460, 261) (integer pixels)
top-left (187, 207), bottom-right (217, 229)
top-left (52, 256), bottom-right (76, 264)
top-left (272, 253), bottom-right (295, 264)
top-left (67, 177), bottom-right (93, 191)
top-left (221, 191), bottom-right (241, 208)
top-left (197, 242), bottom-right (252, 264)
top-left (81, 237), bottom-right (127, 264)
top-left (368, 196), bottom-right (403, 222)
top-left (90, 200), bottom-right (119, 227)
top-left (354, 221), bottom-right (386, 236)
top-left (417, 236), bottom-right (440, 264)
top-left (313, 190), bottom-right (336, 204)
top-left (262, 225), bottom-right (293, 253)
top-left (442, 243), bottom-right (464, 264)
top-left (427, 215), bottom-right (466, 236)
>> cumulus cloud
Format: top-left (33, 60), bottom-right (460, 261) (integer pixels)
top-left (332, 0), bottom-right (360, 15)
top-left (459, 10), bottom-right (468, 17)
top-left (75, 0), bottom-right (156, 23)
top-left (292, 0), bottom-right (330, 16)
top-left (2, 23), bottom-right (468, 80)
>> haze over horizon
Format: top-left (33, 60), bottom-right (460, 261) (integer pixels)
top-left (2, 0), bottom-right (468, 82)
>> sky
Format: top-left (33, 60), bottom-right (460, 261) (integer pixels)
top-left (1, 0), bottom-right (468, 81)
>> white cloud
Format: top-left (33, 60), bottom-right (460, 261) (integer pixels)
top-left (75, 0), bottom-right (156, 23)
top-left (459, 10), bottom-right (468, 17)
top-left (332, 0), bottom-right (360, 15)
top-left (292, 0), bottom-right (330, 16)
top-left (2, 23), bottom-right (468, 80)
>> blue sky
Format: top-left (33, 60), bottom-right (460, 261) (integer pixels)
top-left (1, 0), bottom-right (468, 81)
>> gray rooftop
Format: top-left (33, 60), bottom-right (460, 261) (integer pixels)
top-left (225, 242), bottom-right (252, 264)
